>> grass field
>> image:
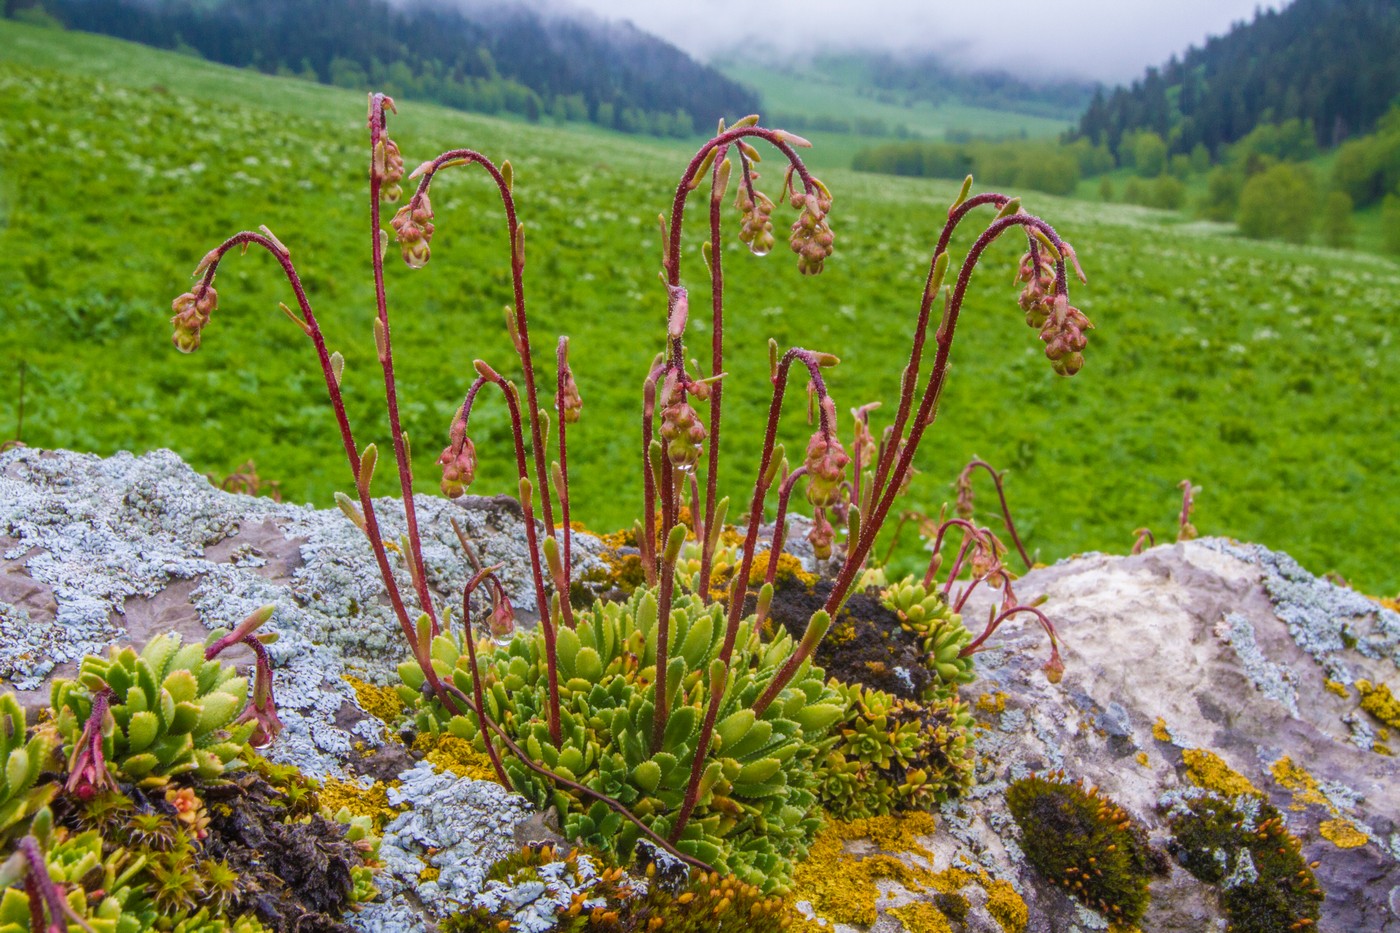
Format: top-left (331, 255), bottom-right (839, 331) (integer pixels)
top-left (2, 20), bottom-right (1397, 595)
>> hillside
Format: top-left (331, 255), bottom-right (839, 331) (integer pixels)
top-left (1, 20), bottom-right (1397, 594)
top-left (8, 0), bottom-right (757, 136)
top-left (1077, 0), bottom-right (1400, 156)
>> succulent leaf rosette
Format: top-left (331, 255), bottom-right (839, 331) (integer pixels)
top-left (400, 586), bottom-right (843, 892)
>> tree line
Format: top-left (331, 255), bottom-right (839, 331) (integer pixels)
top-left (6, 0), bottom-right (759, 137)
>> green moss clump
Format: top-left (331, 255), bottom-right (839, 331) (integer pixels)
top-left (1005, 773), bottom-right (1157, 926)
top-left (1167, 793), bottom-right (1323, 933)
top-left (444, 843), bottom-right (795, 932)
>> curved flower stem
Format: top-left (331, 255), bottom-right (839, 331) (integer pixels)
top-left (460, 361), bottom-right (562, 745)
top-left (756, 212), bottom-right (1073, 716)
top-left (697, 145), bottom-right (729, 603)
top-left (865, 192), bottom-right (1013, 510)
top-left (458, 577), bottom-right (509, 785)
top-left (405, 146), bottom-right (557, 541)
top-left (639, 361), bottom-right (665, 586)
top-left (766, 466), bottom-right (809, 587)
top-left (961, 603), bottom-right (1062, 675)
top-left (435, 681), bottom-right (717, 874)
top-left (962, 458), bottom-right (1032, 569)
top-left (186, 232), bottom-right (449, 703)
top-left (368, 96), bottom-right (440, 637)
top-left (923, 518), bottom-right (986, 588)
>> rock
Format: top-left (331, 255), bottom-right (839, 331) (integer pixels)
top-left (3, 447), bottom-right (1397, 930)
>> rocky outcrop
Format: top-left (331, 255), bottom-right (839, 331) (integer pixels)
top-left (2, 447), bottom-right (1397, 931)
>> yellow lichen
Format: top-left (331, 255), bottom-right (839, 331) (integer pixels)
top-left (1374, 743), bottom-right (1393, 756)
top-left (1134, 751), bottom-right (1149, 768)
top-left (318, 777), bottom-right (397, 832)
top-left (747, 550), bottom-right (817, 589)
top-left (1182, 749), bottom-right (1259, 798)
top-left (1151, 717), bottom-right (1173, 743)
top-left (414, 732), bottom-right (503, 783)
top-left (419, 865), bottom-right (441, 883)
top-left (1356, 679), bottom-right (1400, 730)
top-left (344, 674), bottom-right (405, 723)
top-left (1323, 679), bottom-right (1349, 699)
top-left (1318, 818), bottom-right (1368, 849)
top-left (976, 692), bottom-right (1007, 715)
top-left (889, 902), bottom-right (954, 933)
top-left (790, 813), bottom-right (1027, 933)
top-left (1270, 756), bottom-right (1330, 811)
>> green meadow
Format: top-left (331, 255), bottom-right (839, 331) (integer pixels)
top-left (2, 21), bottom-right (1397, 594)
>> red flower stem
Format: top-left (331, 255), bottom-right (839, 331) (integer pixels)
top-left (962, 604), bottom-right (1060, 664)
top-left (697, 145), bottom-right (729, 603)
top-left (188, 233), bottom-right (448, 704)
top-left (923, 518), bottom-right (984, 587)
top-left (368, 96), bottom-right (440, 637)
top-left (766, 466), bottom-right (809, 587)
top-left (555, 338), bottom-right (574, 593)
top-left (639, 364), bottom-right (664, 586)
top-left (942, 537), bottom-right (977, 599)
top-left (755, 212), bottom-right (1071, 716)
top-left (18, 835), bottom-right (95, 933)
top-left (865, 192), bottom-right (1012, 509)
top-left (469, 361), bottom-right (562, 745)
top-left (407, 147), bottom-right (557, 541)
top-left (435, 680), bottom-right (716, 875)
top-left (676, 348), bottom-right (830, 824)
top-left (963, 459), bottom-right (1032, 569)
top-left (458, 577), bottom-right (509, 785)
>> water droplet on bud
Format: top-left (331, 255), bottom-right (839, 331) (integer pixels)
top-left (749, 243), bottom-right (770, 258)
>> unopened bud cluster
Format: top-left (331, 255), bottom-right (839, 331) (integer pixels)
top-left (736, 179), bottom-right (776, 257)
top-left (374, 136), bottom-right (406, 202)
top-left (804, 401), bottom-right (850, 507)
top-left (1016, 249), bottom-right (1092, 376)
top-left (392, 194), bottom-right (435, 269)
top-left (438, 419), bottom-right (478, 498)
top-left (171, 285), bottom-right (218, 353)
top-left (789, 188), bottom-right (834, 275)
top-left (659, 371), bottom-right (706, 473)
top-left (559, 368), bottom-right (583, 424)
top-left (808, 508), bottom-right (836, 560)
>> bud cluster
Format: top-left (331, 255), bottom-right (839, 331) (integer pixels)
top-left (558, 367), bottom-right (583, 424)
top-left (1015, 248), bottom-right (1057, 328)
top-left (659, 371), bottom-right (706, 473)
top-left (804, 429), bottom-right (850, 509)
top-left (438, 419), bottom-right (478, 498)
top-left (373, 136), bottom-right (406, 202)
top-left (808, 508), bottom-right (836, 561)
top-left (170, 285), bottom-right (218, 354)
top-left (736, 178), bottom-right (776, 257)
top-left (1038, 294), bottom-right (1093, 376)
top-left (392, 193), bottom-right (435, 269)
top-left (789, 188), bottom-right (834, 276)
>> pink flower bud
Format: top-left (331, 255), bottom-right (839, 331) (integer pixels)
top-left (803, 430), bottom-right (850, 507)
top-left (438, 436), bottom-right (478, 498)
top-left (660, 399), bottom-right (705, 473)
top-left (808, 508), bottom-right (835, 560)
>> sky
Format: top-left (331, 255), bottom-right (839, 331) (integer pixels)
top-left (540, 0), bottom-right (1290, 84)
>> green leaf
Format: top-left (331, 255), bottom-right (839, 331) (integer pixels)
top-left (633, 760), bottom-right (662, 794)
top-left (715, 709), bottom-right (755, 750)
top-left (661, 705), bottom-right (699, 753)
top-left (574, 647), bottom-right (603, 682)
top-left (678, 610), bottom-right (713, 670)
top-left (555, 626), bottom-right (581, 678)
top-left (794, 703), bottom-right (845, 733)
top-left (196, 690), bottom-right (244, 736)
top-left (161, 669), bottom-right (198, 706)
top-left (125, 710), bottom-right (160, 753)
top-left (735, 757), bottom-right (782, 785)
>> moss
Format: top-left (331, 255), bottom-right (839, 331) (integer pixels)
top-left (413, 732), bottom-right (504, 784)
top-left (1181, 748), bottom-right (1259, 798)
top-left (1005, 773), bottom-right (1157, 927)
top-left (1356, 679), bottom-right (1400, 730)
top-left (344, 674), bottom-right (405, 723)
top-left (1318, 817), bottom-right (1368, 848)
top-left (1167, 793), bottom-right (1323, 933)
top-left (889, 901), bottom-right (955, 933)
top-left (317, 777), bottom-right (396, 833)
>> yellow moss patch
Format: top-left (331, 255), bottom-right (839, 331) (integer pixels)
top-left (1152, 717), bottom-right (1173, 743)
top-left (1182, 749), bottom-right (1259, 798)
top-left (1270, 756), bottom-right (1330, 811)
top-left (1323, 679), bottom-right (1350, 699)
top-left (1356, 679), bottom-right (1400, 730)
top-left (790, 813), bottom-right (1027, 933)
top-left (1134, 752), bottom-right (1150, 768)
top-left (319, 777), bottom-right (397, 832)
top-left (1318, 818), bottom-right (1368, 849)
top-left (414, 732), bottom-right (503, 784)
top-left (889, 902), bottom-right (955, 933)
top-left (344, 674), bottom-right (405, 723)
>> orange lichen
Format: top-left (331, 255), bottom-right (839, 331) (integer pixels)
top-left (1356, 679), bottom-right (1400, 730)
top-left (1318, 818), bottom-right (1368, 849)
top-left (1182, 749), bottom-right (1258, 798)
top-left (1270, 756), bottom-right (1330, 811)
top-left (1134, 751), bottom-right (1150, 768)
top-left (1151, 718), bottom-right (1173, 743)
top-left (345, 674), bottom-right (405, 723)
top-left (789, 813), bottom-right (1026, 933)
top-left (1323, 679), bottom-right (1349, 699)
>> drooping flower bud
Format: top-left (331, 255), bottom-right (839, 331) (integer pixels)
top-left (1037, 294), bottom-right (1093, 377)
top-left (735, 175), bottom-right (776, 257)
top-left (660, 394), bottom-right (705, 473)
top-left (789, 187), bottom-right (835, 276)
top-left (954, 469), bottom-right (975, 520)
top-left (438, 429), bottom-right (477, 499)
top-left (488, 590), bottom-right (516, 645)
top-left (391, 193), bottom-right (435, 269)
top-left (804, 402), bottom-right (850, 507)
top-left (558, 368), bottom-right (583, 424)
top-left (170, 285), bottom-right (218, 354)
top-left (374, 136), bottom-right (406, 203)
top-left (808, 508), bottom-right (835, 561)
top-left (65, 687), bottom-right (117, 802)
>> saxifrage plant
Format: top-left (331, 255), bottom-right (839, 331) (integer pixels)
top-left (165, 92), bottom-right (1088, 886)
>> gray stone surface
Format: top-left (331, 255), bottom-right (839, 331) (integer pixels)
top-left (3, 447), bottom-right (1397, 931)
